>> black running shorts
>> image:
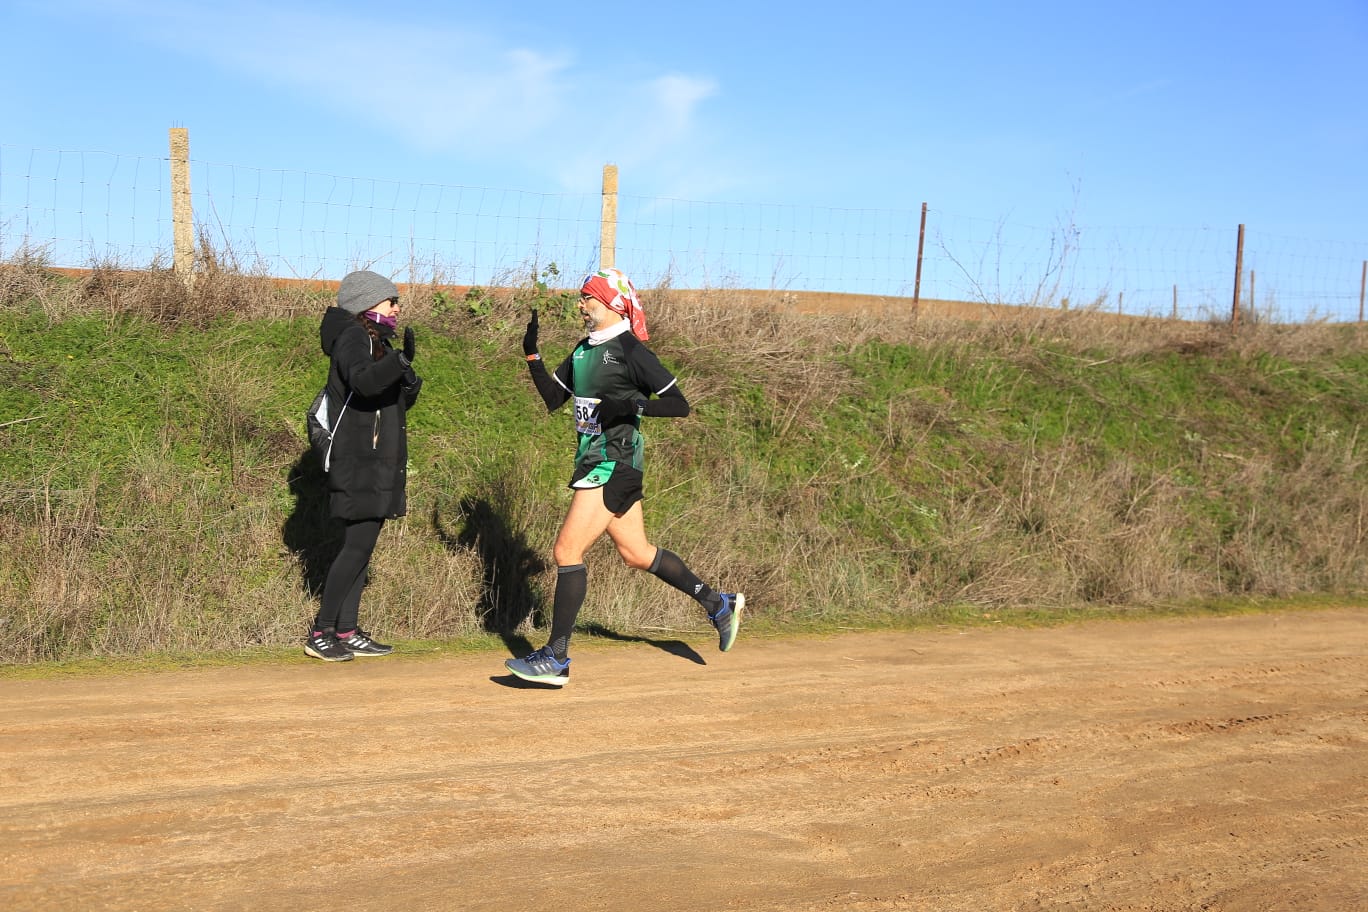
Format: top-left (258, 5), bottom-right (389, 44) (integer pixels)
top-left (569, 462), bottom-right (644, 515)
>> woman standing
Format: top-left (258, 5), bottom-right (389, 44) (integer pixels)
top-left (305, 270), bottom-right (422, 662)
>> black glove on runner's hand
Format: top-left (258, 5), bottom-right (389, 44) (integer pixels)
top-left (403, 326), bottom-right (416, 362)
top-left (595, 398), bottom-right (641, 424)
top-left (522, 309), bottom-right (540, 356)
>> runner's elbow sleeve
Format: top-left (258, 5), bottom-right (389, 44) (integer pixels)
top-left (643, 390), bottom-right (690, 418)
top-left (527, 359), bottom-right (566, 411)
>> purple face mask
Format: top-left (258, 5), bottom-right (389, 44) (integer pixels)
top-left (365, 311), bottom-right (398, 330)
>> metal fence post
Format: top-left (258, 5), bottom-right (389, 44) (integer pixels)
top-left (1231, 224), bottom-right (1245, 327)
top-left (913, 202), bottom-right (927, 319)
top-left (1360, 261), bottom-right (1366, 323)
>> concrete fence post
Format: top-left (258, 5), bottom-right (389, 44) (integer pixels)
top-left (600, 164), bottom-right (618, 271)
top-left (169, 128), bottom-right (194, 289)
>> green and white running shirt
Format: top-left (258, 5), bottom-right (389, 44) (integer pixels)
top-left (549, 329), bottom-right (679, 479)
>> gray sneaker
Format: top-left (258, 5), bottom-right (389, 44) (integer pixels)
top-left (505, 646), bottom-right (570, 686)
top-left (341, 628), bottom-right (393, 656)
top-left (304, 628), bottom-right (354, 662)
top-left (709, 593), bottom-right (744, 652)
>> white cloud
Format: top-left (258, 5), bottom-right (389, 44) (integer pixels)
top-left (43, 0), bottom-right (727, 194)
top-left (545, 71), bottom-right (722, 190)
top-left (634, 74), bottom-right (720, 156)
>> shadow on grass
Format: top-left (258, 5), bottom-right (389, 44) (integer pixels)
top-left (432, 496), bottom-right (545, 658)
top-left (282, 449), bottom-right (344, 607)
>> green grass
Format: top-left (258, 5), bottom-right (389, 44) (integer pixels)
top-left (1, 273), bottom-right (1366, 666)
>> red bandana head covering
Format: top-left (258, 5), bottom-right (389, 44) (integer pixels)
top-left (581, 267), bottom-right (648, 341)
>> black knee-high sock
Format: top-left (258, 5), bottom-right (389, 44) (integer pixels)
top-left (649, 549), bottom-right (722, 615)
top-left (548, 564), bottom-right (587, 661)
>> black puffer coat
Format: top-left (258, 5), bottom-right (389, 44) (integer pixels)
top-left (319, 307), bottom-right (421, 520)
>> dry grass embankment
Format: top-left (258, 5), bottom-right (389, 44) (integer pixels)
top-left (1, 252), bottom-right (1365, 663)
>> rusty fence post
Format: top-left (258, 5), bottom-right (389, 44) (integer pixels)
top-left (1359, 261), bottom-right (1366, 324)
top-left (912, 202), bottom-right (927, 319)
top-left (1231, 224), bottom-right (1245, 328)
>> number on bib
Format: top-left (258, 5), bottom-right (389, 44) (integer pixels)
top-left (574, 397), bottom-right (602, 435)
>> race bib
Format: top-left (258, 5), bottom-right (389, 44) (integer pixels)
top-left (573, 396), bottom-right (602, 435)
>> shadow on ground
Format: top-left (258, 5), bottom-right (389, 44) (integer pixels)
top-left (579, 622), bottom-right (705, 664)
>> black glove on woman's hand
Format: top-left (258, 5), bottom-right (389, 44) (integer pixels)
top-left (396, 350), bottom-right (418, 387)
top-left (403, 326), bottom-right (416, 362)
top-left (522, 309), bottom-right (540, 356)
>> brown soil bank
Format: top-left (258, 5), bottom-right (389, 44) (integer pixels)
top-left (45, 267), bottom-right (1115, 321)
top-left (2, 608), bottom-right (1365, 911)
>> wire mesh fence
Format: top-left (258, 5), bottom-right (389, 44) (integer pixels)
top-left (2, 143), bottom-right (1363, 322)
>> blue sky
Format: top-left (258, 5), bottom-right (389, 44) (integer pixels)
top-left (2, 1), bottom-right (1366, 314)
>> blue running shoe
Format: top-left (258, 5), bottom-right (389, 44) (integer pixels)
top-left (709, 593), bottom-right (744, 652)
top-left (505, 646), bottom-right (571, 686)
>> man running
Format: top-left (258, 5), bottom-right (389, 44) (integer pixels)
top-left (505, 267), bottom-right (743, 686)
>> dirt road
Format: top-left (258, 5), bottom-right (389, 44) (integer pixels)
top-left (3, 609), bottom-right (1365, 911)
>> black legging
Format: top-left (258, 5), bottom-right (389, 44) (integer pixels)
top-left (315, 518), bottom-right (384, 632)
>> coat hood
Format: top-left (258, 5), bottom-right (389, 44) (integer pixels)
top-left (320, 306), bottom-right (359, 357)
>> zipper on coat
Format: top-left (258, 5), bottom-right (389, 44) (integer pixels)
top-left (372, 412), bottom-right (380, 449)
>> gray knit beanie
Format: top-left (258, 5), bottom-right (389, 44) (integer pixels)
top-left (337, 270), bottom-right (400, 315)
